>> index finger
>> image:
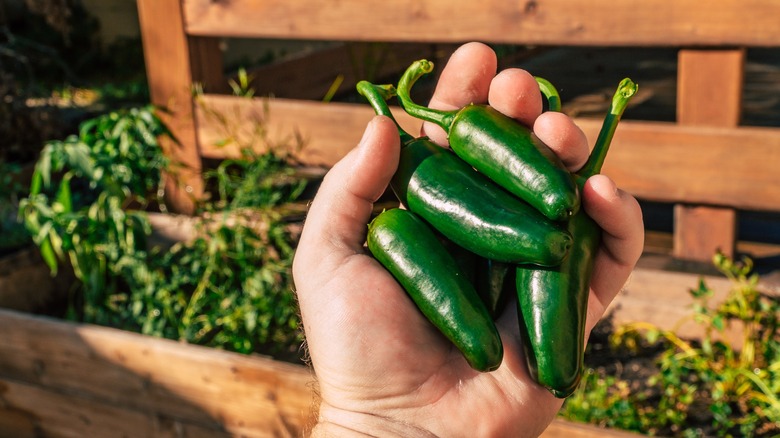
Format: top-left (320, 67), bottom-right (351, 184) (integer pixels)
top-left (422, 42), bottom-right (497, 145)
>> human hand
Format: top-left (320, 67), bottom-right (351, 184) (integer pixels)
top-left (292, 42), bottom-right (644, 437)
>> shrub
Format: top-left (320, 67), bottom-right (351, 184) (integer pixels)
top-left (20, 105), bottom-right (305, 358)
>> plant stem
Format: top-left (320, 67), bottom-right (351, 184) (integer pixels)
top-left (356, 81), bottom-right (414, 144)
top-left (395, 59), bottom-right (457, 130)
top-left (535, 77), bottom-right (562, 112)
top-left (579, 78), bottom-right (638, 178)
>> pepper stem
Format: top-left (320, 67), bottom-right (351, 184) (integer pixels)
top-left (396, 59), bottom-right (457, 131)
top-left (356, 80), bottom-right (415, 144)
top-left (535, 77), bottom-right (562, 112)
top-left (579, 78), bottom-right (638, 178)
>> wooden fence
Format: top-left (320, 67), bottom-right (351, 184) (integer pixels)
top-left (138, 0), bottom-right (780, 263)
top-left (0, 305), bottom-right (665, 437)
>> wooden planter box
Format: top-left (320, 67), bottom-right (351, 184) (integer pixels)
top-left (0, 251), bottom-right (748, 437)
top-left (0, 308), bottom-right (314, 437)
top-left (0, 307), bottom-right (652, 437)
top-left (0, 219), bottom-right (715, 438)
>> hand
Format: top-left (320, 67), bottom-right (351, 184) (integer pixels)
top-left (292, 42), bottom-right (644, 438)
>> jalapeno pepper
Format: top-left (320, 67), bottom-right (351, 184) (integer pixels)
top-left (515, 78), bottom-right (638, 398)
top-left (356, 81), bottom-right (571, 266)
top-left (367, 208), bottom-right (503, 372)
top-left (395, 60), bottom-right (580, 221)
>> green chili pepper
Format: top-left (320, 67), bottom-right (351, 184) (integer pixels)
top-left (357, 81), bottom-right (571, 266)
top-left (395, 60), bottom-right (580, 221)
top-left (475, 258), bottom-right (514, 319)
top-left (367, 208), bottom-right (503, 372)
top-left (515, 78), bottom-right (638, 398)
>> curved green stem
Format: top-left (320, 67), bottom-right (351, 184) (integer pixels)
top-left (356, 80), bottom-right (414, 144)
top-left (395, 59), bottom-right (458, 131)
top-left (535, 77), bottom-right (562, 112)
top-left (579, 78), bottom-right (638, 178)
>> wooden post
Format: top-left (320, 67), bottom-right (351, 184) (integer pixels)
top-left (137, 0), bottom-right (223, 214)
top-left (674, 49), bottom-right (744, 261)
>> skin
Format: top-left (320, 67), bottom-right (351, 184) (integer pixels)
top-left (292, 42), bottom-right (644, 437)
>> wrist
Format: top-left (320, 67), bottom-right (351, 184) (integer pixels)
top-left (310, 404), bottom-right (438, 438)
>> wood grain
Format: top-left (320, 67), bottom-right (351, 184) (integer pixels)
top-left (673, 49), bottom-right (745, 260)
top-left (194, 95), bottom-right (780, 212)
top-left (181, 0), bottom-right (780, 47)
top-left (137, 0), bottom-right (205, 214)
top-left (0, 309), bottom-right (315, 437)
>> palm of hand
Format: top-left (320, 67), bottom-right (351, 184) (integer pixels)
top-left (293, 42), bottom-right (643, 437)
top-left (304, 252), bottom-right (562, 437)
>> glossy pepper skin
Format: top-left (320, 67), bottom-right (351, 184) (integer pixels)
top-left (395, 60), bottom-right (580, 222)
top-left (367, 208), bottom-right (503, 372)
top-left (475, 258), bottom-right (514, 319)
top-left (356, 81), bottom-right (571, 266)
top-left (516, 78), bottom-right (638, 398)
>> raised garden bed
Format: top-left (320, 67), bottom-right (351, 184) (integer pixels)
top-left (1, 306), bottom-right (654, 437)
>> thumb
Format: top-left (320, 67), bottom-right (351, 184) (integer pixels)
top-left (293, 116), bottom-right (401, 287)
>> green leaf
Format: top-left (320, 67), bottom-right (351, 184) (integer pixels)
top-left (711, 314), bottom-right (725, 331)
top-left (38, 237), bottom-right (59, 276)
top-left (55, 173), bottom-right (73, 213)
top-left (29, 168), bottom-right (44, 196)
top-left (690, 278), bottom-right (712, 298)
top-left (645, 329), bottom-right (660, 344)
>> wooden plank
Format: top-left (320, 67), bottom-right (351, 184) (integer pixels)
top-left (677, 50), bottom-right (745, 127)
top-left (0, 309), bottom-right (315, 437)
top-left (0, 378), bottom-right (232, 438)
top-left (189, 36), bottom-right (227, 95)
top-left (137, 0), bottom-right (204, 214)
top-left (182, 0), bottom-right (780, 47)
top-left (194, 96), bottom-right (780, 212)
top-left (243, 42), bottom-right (452, 101)
top-left (673, 49), bottom-right (745, 261)
top-left (674, 205), bottom-right (737, 260)
top-left (607, 257), bottom-right (736, 343)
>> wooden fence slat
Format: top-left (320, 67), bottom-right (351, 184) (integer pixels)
top-left (673, 49), bottom-right (745, 261)
top-left (137, 0), bottom-right (205, 214)
top-left (243, 42), bottom-right (454, 101)
top-left (0, 309), bottom-right (315, 437)
top-left (182, 0), bottom-right (780, 47)
top-left (0, 378), bottom-right (233, 438)
top-left (194, 95), bottom-right (780, 212)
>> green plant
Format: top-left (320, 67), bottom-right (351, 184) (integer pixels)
top-left (560, 253), bottom-right (780, 437)
top-left (0, 161), bottom-right (30, 253)
top-left (22, 106), bottom-right (167, 276)
top-left (21, 104), bottom-right (305, 358)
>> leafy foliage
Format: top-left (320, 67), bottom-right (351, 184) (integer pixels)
top-left (0, 161), bottom-right (30, 253)
top-left (560, 253), bottom-right (780, 437)
top-left (20, 105), bottom-right (305, 358)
